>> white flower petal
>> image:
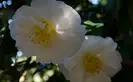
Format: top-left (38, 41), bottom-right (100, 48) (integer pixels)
top-left (12, 5), bottom-right (36, 20)
top-left (103, 37), bottom-right (117, 51)
top-left (9, 17), bottom-right (38, 41)
top-left (62, 52), bottom-right (83, 72)
top-left (82, 36), bottom-right (117, 55)
top-left (15, 33), bottom-right (84, 63)
top-left (62, 58), bottom-right (76, 72)
top-left (85, 72), bottom-right (111, 82)
top-left (38, 34), bottom-right (84, 63)
top-left (103, 64), bottom-right (121, 78)
top-left (31, 0), bottom-right (81, 31)
top-left (59, 54), bottom-right (84, 82)
top-left (15, 35), bottom-right (39, 57)
top-left (58, 64), bottom-right (69, 79)
top-left (67, 65), bottom-right (84, 82)
top-left (78, 36), bottom-right (105, 55)
top-left (101, 51), bottom-right (122, 68)
top-left (101, 51), bottom-right (122, 77)
top-left (31, 0), bottom-right (80, 23)
top-left (9, 17), bottom-right (35, 35)
top-left (94, 72), bottom-right (111, 82)
top-left (10, 31), bottom-right (16, 40)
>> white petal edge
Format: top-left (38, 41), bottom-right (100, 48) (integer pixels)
top-left (101, 51), bottom-right (122, 77)
top-left (84, 72), bottom-right (111, 82)
top-left (102, 63), bottom-right (122, 78)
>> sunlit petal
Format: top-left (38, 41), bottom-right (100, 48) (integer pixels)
top-left (9, 0), bottom-right (85, 63)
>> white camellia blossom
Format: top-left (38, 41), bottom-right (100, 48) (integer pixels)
top-left (59, 36), bottom-right (122, 82)
top-left (9, 0), bottom-right (86, 63)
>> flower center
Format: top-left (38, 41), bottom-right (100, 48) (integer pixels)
top-left (29, 19), bottom-right (56, 47)
top-left (83, 52), bottom-right (102, 74)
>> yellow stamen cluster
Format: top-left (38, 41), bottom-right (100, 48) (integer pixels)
top-left (29, 19), bottom-right (56, 47)
top-left (83, 52), bottom-right (102, 74)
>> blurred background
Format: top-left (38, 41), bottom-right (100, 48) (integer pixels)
top-left (0, 0), bottom-right (133, 82)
